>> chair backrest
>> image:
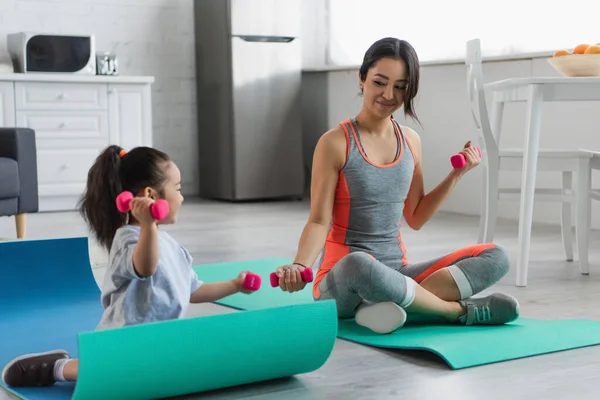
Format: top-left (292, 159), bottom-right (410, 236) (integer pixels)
top-left (465, 39), bottom-right (499, 157)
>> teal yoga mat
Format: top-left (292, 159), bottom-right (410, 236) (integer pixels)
top-left (74, 301), bottom-right (337, 400)
top-left (0, 239), bottom-right (337, 400)
top-left (194, 257), bottom-right (600, 369)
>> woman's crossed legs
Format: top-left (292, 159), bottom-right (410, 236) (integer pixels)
top-left (316, 244), bottom-right (519, 333)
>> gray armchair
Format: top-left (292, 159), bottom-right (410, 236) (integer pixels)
top-left (0, 128), bottom-right (38, 239)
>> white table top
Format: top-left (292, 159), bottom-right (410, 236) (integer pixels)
top-left (485, 76), bottom-right (600, 91)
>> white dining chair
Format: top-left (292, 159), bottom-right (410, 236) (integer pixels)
top-left (465, 38), bottom-right (599, 275)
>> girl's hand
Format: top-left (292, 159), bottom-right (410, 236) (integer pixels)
top-left (130, 196), bottom-right (158, 226)
top-left (235, 271), bottom-right (255, 294)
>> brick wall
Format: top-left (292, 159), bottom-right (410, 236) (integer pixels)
top-left (0, 0), bottom-right (199, 194)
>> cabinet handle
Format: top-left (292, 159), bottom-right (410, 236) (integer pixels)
top-left (57, 93), bottom-right (67, 99)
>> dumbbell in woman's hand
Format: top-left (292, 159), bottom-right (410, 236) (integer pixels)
top-left (243, 272), bottom-right (262, 291)
top-left (269, 267), bottom-right (314, 288)
top-left (450, 146), bottom-right (482, 169)
top-left (116, 191), bottom-right (170, 220)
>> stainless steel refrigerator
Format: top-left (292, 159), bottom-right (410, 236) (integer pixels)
top-left (193, 0), bottom-right (305, 201)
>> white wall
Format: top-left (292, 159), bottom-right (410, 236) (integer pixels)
top-left (302, 57), bottom-right (600, 230)
top-left (0, 0), bottom-right (199, 194)
top-left (300, 0), bottom-right (329, 70)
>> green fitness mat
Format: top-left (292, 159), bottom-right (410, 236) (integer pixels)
top-left (73, 301), bottom-right (337, 400)
top-left (194, 257), bottom-right (600, 369)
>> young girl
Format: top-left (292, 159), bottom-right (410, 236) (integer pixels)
top-left (2, 145), bottom-right (256, 387)
top-left (273, 37), bottom-right (520, 334)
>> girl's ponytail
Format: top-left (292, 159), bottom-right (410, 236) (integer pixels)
top-left (78, 145), bottom-right (126, 251)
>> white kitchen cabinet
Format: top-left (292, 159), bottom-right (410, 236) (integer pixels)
top-left (0, 74), bottom-right (154, 211)
top-left (107, 84), bottom-right (152, 150)
top-left (0, 82), bottom-right (15, 127)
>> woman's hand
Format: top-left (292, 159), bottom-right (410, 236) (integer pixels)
top-left (452, 141), bottom-right (481, 176)
top-left (274, 264), bottom-right (307, 293)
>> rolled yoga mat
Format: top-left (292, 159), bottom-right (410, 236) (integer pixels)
top-left (0, 238), bottom-right (337, 400)
top-left (193, 257), bottom-right (600, 369)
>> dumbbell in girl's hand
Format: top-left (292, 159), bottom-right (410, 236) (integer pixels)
top-left (236, 271), bottom-right (261, 293)
top-left (116, 191), bottom-right (169, 220)
top-left (243, 272), bottom-right (262, 291)
top-left (450, 146), bottom-right (482, 169)
top-left (269, 267), bottom-right (313, 288)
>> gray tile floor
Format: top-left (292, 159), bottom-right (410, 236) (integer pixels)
top-left (1, 199), bottom-right (600, 399)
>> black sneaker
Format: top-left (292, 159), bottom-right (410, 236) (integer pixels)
top-left (2, 350), bottom-right (69, 387)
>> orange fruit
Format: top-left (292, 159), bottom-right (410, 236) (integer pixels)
top-left (573, 44), bottom-right (590, 54)
top-left (584, 45), bottom-right (600, 54)
top-left (554, 49), bottom-right (571, 57)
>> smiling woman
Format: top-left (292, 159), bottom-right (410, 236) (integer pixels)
top-left (271, 37), bottom-right (520, 335)
top-left (357, 38), bottom-right (420, 124)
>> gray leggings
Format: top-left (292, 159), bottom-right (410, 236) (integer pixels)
top-left (315, 244), bottom-right (510, 318)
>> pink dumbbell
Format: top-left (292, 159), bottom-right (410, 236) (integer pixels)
top-left (243, 272), bottom-right (262, 291)
top-left (451, 146), bottom-right (482, 169)
top-left (115, 191), bottom-right (170, 220)
top-left (270, 267), bottom-right (313, 288)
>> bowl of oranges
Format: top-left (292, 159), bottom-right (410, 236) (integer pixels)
top-left (547, 43), bottom-right (600, 77)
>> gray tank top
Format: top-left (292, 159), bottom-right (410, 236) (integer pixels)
top-left (313, 117), bottom-right (415, 296)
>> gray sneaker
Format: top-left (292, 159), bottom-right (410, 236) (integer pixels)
top-left (458, 293), bottom-right (520, 325)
